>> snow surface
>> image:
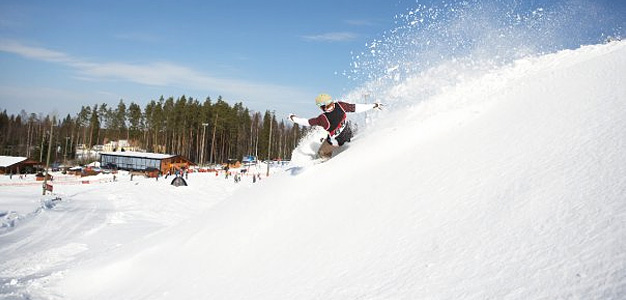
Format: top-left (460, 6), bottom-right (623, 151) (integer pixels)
top-left (1, 40), bottom-right (624, 299)
top-left (0, 167), bottom-right (268, 299)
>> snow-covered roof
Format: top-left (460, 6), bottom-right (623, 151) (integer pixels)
top-left (99, 151), bottom-right (176, 160)
top-left (86, 161), bottom-right (101, 167)
top-left (0, 156), bottom-right (27, 167)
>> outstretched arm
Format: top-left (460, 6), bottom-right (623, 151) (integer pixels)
top-left (289, 114), bottom-right (311, 127)
top-left (339, 102), bottom-right (384, 113)
top-left (354, 103), bottom-right (383, 113)
top-left (289, 114), bottom-right (332, 130)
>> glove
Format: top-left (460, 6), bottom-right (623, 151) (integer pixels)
top-left (289, 114), bottom-right (311, 126)
top-left (373, 103), bottom-right (384, 110)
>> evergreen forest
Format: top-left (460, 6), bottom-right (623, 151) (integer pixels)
top-left (0, 95), bottom-right (305, 165)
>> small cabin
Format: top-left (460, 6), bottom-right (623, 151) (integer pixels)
top-left (0, 156), bottom-right (40, 174)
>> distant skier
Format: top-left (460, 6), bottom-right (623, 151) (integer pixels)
top-left (289, 93), bottom-right (382, 161)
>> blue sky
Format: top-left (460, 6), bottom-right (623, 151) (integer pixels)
top-left (0, 0), bottom-right (414, 118)
top-left (0, 0), bottom-right (624, 118)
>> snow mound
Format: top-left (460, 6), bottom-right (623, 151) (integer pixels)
top-left (0, 197), bottom-right (63, 231)
top-left (59, 41), bottom-right (626, 299)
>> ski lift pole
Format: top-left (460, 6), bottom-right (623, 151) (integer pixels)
top-left (266, 112), bottom-right (273, 177)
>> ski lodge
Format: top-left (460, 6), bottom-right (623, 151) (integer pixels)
top-left (0, 155), bottom-right (41, 174)
top-left (99, 151), bottom-right (195, 174)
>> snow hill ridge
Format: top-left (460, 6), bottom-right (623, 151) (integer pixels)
top-left (57, 41), bottom-right (626, 299)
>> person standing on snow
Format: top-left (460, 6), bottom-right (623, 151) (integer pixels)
top-left (288, 93), bottom-right (383, 161)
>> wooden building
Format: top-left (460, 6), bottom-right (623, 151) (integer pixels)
top-left (99, 151), bottom-right (195, 174)
top-left (0, 156), bottom-right (40, 174)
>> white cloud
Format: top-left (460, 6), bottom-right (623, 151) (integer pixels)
top-left (0, 39), bottom-right (74, 63)
top-left (0, 40), bottom-right (313, 115)
top-left (301, 32), bottom-right (359, 42)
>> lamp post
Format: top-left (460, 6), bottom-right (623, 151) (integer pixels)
top-left (210, 113), bottom-right (218, 164)
top-left (43, 117), bottom-right (54, 195)
top-left (200, 123), bottom-right (208, 166)
top-left (266, 111), bottom-right (273, 177)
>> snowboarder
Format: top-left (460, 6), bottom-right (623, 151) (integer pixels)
top-left (288, 93), bottom-right (383, 161)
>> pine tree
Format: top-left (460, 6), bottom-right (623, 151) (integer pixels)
top-left (113, 99), bottom-right (127, 141)
top-left (127, 102), bottom-right (143, 145)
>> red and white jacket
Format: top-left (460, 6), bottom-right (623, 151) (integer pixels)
top-left (290, 101), bottom-right (377, 145)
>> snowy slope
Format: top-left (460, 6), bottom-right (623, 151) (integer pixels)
top-left (0, 171), bottom-right (250, 299)
top-left (50, 41), bottom-right (626, 299)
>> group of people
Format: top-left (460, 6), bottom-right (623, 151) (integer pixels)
top-left (224, 168), bottom-right (262, 184)
top-left (6, 173), bottom-right (28, 180)
top-left (164, 168), bottom-right (189, 180)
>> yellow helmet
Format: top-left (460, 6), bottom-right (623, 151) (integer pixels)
top-left (315, 93), bottom-right (332, 107)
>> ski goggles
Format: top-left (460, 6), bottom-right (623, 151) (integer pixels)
top-left (318, 102), bottom-right (334, 110)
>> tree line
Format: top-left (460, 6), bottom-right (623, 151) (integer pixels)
top-left (0, 95), bottom-right (305, 165)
